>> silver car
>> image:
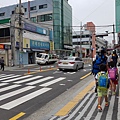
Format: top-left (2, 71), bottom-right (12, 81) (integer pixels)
top-left (58, 57), bottom-right (84, 71)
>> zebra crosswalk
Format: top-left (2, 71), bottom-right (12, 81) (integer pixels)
top-left (50, 86), bottom-right (119, 120)
top-left (0, 74), bottom-right (67, 111)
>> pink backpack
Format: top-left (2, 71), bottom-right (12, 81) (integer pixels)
top-left (108, 68), bottom-right (117, 80)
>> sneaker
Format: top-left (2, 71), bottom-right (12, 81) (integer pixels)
top-left (105, 102), bottom-right (109, 107)
top-left (98, 105), bottom-right (102, 112)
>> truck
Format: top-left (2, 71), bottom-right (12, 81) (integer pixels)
top-left (36, 53), bottom-right (58, 65)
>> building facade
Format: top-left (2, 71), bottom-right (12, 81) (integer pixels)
top-left (0, 0), bottom-right (72, 65)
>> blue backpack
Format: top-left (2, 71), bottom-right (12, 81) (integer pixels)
top-left (92, 55), bottom-right (107, 75)
top-left (97, 72), bottom-right (109, 90)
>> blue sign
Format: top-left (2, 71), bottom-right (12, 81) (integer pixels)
top-left (24, 23), bottom-right (37, 32)
top-left (30, 40), bottom-right (50, 50)
top-left (37, 27), bottom-right (47, 35)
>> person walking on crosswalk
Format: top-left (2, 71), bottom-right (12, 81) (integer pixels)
top-left (95, 64), bottom-right (112, 112)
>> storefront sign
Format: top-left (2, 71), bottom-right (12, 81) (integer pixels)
top-left (0, 44), bottom-right (4, 49)
top-left (64, 45), bottom-right (73, 50)
top-left (24, 23), bottom-right (37, 32)
top-left (37, 27), bottom-right (47, 35)
top-left (30, 40), bottom-right (50, 50)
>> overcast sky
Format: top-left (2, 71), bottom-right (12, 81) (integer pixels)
top-left (0, 0), bottom-right (115, 43)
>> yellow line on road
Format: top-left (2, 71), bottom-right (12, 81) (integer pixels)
top-left (24, 68), bottom-right (57, 75)
top-left (55, 81), bottom-right (94, 116)
top-left (9, 112), bottom-right (25, 120)
top-left (80, 72), bottom-right (91, 80)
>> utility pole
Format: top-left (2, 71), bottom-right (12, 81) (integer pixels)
top-left (19, 0), bottom-right (23, 68)
top-left (80, 22), bottom-right (82, 58)
top-left (113, 24), bottom-right (116, 48)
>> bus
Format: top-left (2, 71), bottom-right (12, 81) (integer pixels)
top-left (36, 53), bottom-right (58, 65)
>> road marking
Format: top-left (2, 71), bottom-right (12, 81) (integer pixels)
top-left (14, 76), bottom-right (43, 84)
top-left (0, 85), bottom-right (21, 93)
top-left (0, 74), bottom-right (14, 78)
top-left (60, 84), bottom-right (66, 86)
top-left (40, 77), bottom-right (66, 87)
top-left (0, 83), bottom-right (9, 86)
top-left (0, 88), bottom-right (52, 110)
top-left (26, 76), bottom-right (54, 85)
top-left (24, 68), bottom-right (57, 75)
top-left (2, 75), bottom-right (32, 82)
top-left (0, 86), bottom-right (35, 101)
top-left (55, 81), bottom-right (94, 116)
top-left (0, 75), bottom-right (21, 81)
top-left (9, 112), bottom-right (25, 120)
top-left (80, 72), bottom-right (91, 80)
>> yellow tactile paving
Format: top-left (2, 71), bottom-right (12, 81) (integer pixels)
top-left (55, 81), bottom-right (94, 116)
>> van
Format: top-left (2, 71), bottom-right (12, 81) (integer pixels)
top-left (36, 53), bottom-right (58, 65)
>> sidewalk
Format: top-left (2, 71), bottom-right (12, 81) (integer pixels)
top-left (4, 64), bottom-right (37, 71)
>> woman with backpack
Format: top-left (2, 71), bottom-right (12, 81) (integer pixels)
top-left (108, 61), bottom-right (118, 95)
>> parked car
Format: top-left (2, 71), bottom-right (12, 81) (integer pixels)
top-left (58, 56), bottom-right (84, 71)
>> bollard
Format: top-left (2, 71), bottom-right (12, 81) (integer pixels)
top-left (28, 68), bottom-right (30, 74)
top-left (40, 66), bottom-right (41, 71)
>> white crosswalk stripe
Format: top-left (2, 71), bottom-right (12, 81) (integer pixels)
top-left (0, 75), bottom-right (21, 81)
top-left (14, 76), bottom-right (43, 84)
top-left (0, 74), bottom-right (14, 78)
top-left (0, 74), bottom-right (67, 111)
top-left (0, 85), bottom-right (21, 92)
top-left (39, 77), bottom-right (66, 87)
top-left (0, 83), bottom-right (9, 86)
top-left (0, 86), bottom-right (35, 101)
top-left (26, 76), bottom-right (54, 85)
top-left (0, 88), bottom-right (52, 110)
top-left (2, 75), bottom-right (32, 82)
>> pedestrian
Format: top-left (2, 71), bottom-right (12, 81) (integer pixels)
top-left (0, 57), bottom-right (1, 69)
top-left (107, 51), bottom-right (112, 67)
top-left (95, 64), bottom-right (112, 112)
top-left (92, 49), bottom-right (107, 93)
top-left (1, 57), bottom-right (4, 71)
top-left (111, 50), bottom-right (118, 67)
top-left (108, 61), bottom-right (118, 95)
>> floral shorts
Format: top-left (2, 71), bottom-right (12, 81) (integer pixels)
top-left (97, 88), bottom-right (108, 97)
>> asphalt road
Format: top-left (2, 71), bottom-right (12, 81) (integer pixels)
top-left (0, 64), bottom-right (92, 120)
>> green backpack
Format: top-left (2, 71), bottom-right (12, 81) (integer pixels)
top-left (97, 72), bottom-right (108, 90)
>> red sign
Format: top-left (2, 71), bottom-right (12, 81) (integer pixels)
top-left (0, 44), bottom-right (4, 49)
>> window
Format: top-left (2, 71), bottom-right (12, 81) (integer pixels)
top-left (24, 8), bottom-right (27, 12)
top-left (30, 6), bottom-right (36, 11)
top-left (37, 13), bottom-right (52, 22)
top-left (39, 4), bottom-right (47, 9)
top-left (12, 11), bottom-right (14, 14)
top-left (0, 12), bottom-right (5, 16)
top-left (30, 17), bottom-right (36, 22)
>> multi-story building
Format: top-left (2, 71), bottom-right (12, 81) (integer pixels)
top-left (0, 0), bottom-right (72, 65)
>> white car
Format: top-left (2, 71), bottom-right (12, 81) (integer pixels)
top-left (58, 56), bottom-right (84, 71)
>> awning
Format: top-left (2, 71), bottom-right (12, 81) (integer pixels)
top-left (32, 49), bottom-right (45, 52)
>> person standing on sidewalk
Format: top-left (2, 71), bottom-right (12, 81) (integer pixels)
top-left (92, 49), bottom-right (107, 93)
top-left (1, 57), bottom-right (4, 71)
top-left (95, 64), bottom-right (112, 112)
